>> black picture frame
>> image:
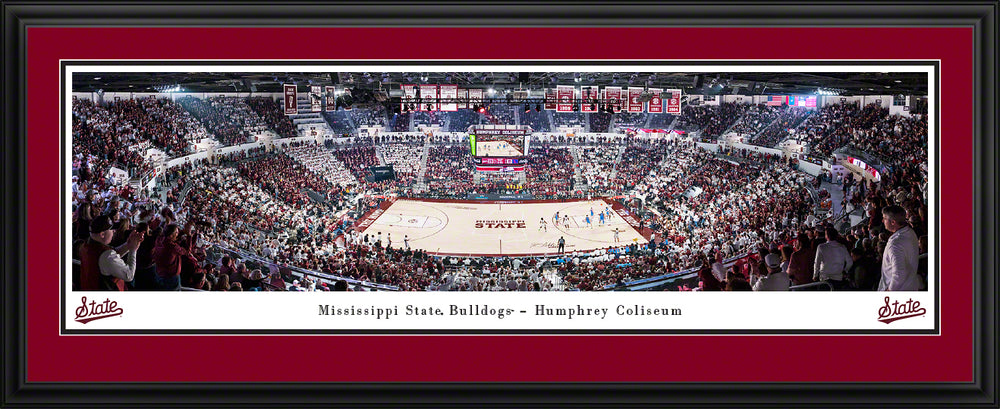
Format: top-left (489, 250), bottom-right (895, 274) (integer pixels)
top-left (2, 2), bottom-right (996, 408)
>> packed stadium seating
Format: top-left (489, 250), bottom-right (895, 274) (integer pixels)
top-left (320, 110), bottom-right (356, 135)
top-left (525, 147), bottom-right (574, 196)
top-left (447, 109), bottom-right (482, 132)
top-left (728, 103), bottom-right (780, 138)
top-left (71, 92), bottom-right (928, 293)
top-left (424, 145), bottom-right (474, 196)
top-left (749, 106), bottom-right (812, 147)
top-left (246, 96), bottom-right (299, 139)
top-left (350, 108), bottom-right (387, 128)
top-left (615, 112), bottom-right (649, 129)
top-left (589, 112), bottom-right (612, 133)
top-left (519, 109), bottom-right (550, 132)
top-left (551, 112), bottom-right (586, 129)
top-left (237, 152), bottom-right (331, 208)
top-left (176, 96), bottom-right (254, 146)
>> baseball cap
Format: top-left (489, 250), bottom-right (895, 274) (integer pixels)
top-left (90, 215), bottom-right (113, 233)
top-left (764, 253), bottom-right (782, 270)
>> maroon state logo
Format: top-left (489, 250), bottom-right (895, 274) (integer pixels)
top-left (74, 296), bottom-right (124, 324)
top-left (877, 297), bottom-right (926, 324)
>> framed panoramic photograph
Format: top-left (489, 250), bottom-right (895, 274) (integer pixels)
top-left (2, 2), bottom-right (996, 408)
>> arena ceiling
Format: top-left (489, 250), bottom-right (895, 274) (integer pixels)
top-left (72, 70), bottom-right (929, 96)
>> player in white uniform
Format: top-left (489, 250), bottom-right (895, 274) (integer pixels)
top-left (539, 218), bottom-right (547, 232)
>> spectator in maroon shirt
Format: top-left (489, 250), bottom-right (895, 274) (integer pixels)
top-left (698, 254), bottom-right (723, 291)
top-left (152, 224), bottom-right (198, 291)
top-left (786, 234), bottom-right (816, 286)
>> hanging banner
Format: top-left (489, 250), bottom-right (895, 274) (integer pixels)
top-left (401, 84), bottom-right (418, 111)
top-left (457, 88), bottom-right (467, 109)
top-left (468, 88), bottom-right (483, 108)
top-left (544, 89), bottom-right (557, 110)
top-left (647, 88), bottom-right (663, 113)
top-left (628, 87), bottom-right (644, 113)
top-left (439, 84), bottom-right (458, 112)
top-left (310, 86), bottom-right (323, 113)
top-left (419, 85), bottom-right (438, 111)
top-left (556, 85), bottom-right (575, 112)
top-left (325, 86), bottom-right (336, 111)
top-left (581, 86), bottom-right (600, 113)
top-left (666, 89), bottom-right (682, 114)
top-left (605, 86), bottom-right (623, 113)
top-left (283, 84), bottom-right (297, 115)
top-left (766, 95), bottom-right (786, 106)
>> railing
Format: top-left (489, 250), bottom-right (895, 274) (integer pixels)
top-left (73, 258), bottom-right (205, 292)
top-left (598, 250), bottom-right (758, 291)
top-left (208, 242), bottom-right (400, 291)
top-left (790, 281), bottom-right (833, 291)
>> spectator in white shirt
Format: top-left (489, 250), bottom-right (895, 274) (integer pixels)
top-left (752, 253), bottom-right (790, 291)
top-left (813, 227), bottom-right (852, 285)
top-left (878, 205), bottom-right (923, 291)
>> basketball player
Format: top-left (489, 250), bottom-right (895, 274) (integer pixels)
top-left (613, 228), bottom-right (620, 243)
top-left (404, 235), bottom-right (410, 250)
top-left (539, 218), bottom-right (547, 232)
top-left (585, 214), bottom-right (592, 228)
top-left (553, 211), bottom-right (559, 225)
top-left (562, 214), bottom-right (570, 228)
top-left (599, 210), bottom-right (606, 226)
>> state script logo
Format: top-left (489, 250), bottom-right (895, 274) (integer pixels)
top-left (74, 296), bottom-right (124, 324)
top-left (877, 296), bottom-right (926, 324)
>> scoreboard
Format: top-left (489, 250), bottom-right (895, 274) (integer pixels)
top-left (468, 125), bottom-right (531, 172)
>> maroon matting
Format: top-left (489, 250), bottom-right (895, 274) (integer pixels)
top-left (29, 27), bottom-right (971, 382)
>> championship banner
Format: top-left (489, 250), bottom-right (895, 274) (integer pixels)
top-left (325, 86), bottom-right (336, 111)
top-left (401, 84), bottom-right (417, 110)
top-left (310, 85), bottom-right (322, 113)
top-left (556, 85), bottom-right (574, 112)
top-left (628, 87), bottom-right (644, 113)
top-left (647, 88), bottom-right (663, 113)
top-left (283, 84), bottom-right (297, 115)
top-left (581, 86), bottom-right (599, 113)
top-left (544, 89), bottom-right (557, 110)
top-left (468, 88), bottom-right (483, 108)
top-left (666, 89), bottom-right (682, 114)
top-left (419, 84), bottom-right (438, 111)
top-left (439, 84), bottom-right (458, 112)
top-left (457, 88), bottom-right (467, 109)
top-left (605, 86), bottom-right (622, 113)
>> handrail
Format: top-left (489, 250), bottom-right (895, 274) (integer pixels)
top-left (790, 281), bottom-right (833, 291)
top-left (599, 250), bottom-right (756, 291)
top-left (208, 242), bottom-right (400, 291)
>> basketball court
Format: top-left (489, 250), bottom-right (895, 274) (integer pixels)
top-left (355, 198), bottom-right (650, 256)
top-left (476, 140), bottom-right (524, 157)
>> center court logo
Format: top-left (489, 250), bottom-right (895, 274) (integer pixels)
top-left (474, 220), bottom-right (526, 229)
top-left (876, 296), bottom-right (926, 324)
top-left (74, 296), bottom-right (124, 324)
